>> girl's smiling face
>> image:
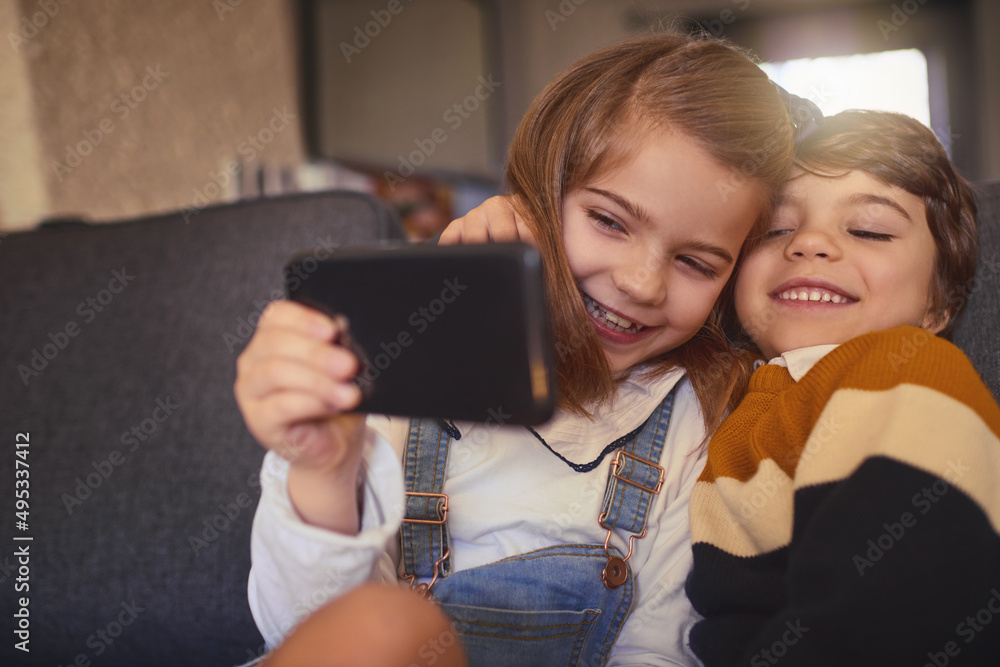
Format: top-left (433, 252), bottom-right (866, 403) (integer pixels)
top-left (735, 169), bottom-right (941, 359)
top-left (561, 129), bottom-right (760, 373)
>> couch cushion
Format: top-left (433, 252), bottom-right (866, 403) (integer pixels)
top-left (0, 191), bottom-right (404, 667)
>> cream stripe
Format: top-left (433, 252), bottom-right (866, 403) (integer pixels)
top-left (796, 385), bottom-right (1000, 535)
top-left (690, 458), bottom-right (795, 557)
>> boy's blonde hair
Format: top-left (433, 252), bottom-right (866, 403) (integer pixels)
top-left (792, 109), bottom-right (979, 339)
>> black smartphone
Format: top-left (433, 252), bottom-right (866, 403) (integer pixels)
top-left (284, 242), bottom-right (556, 425)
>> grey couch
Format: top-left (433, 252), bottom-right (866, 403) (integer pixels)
top-left (0, 182), bottom-right (997, 667)
top-left (0, 191), bottom-right (405, 666)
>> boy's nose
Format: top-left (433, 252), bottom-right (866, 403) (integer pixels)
top-left (784, 229), bottom-right (841, 261)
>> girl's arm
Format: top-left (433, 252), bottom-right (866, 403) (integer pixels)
top-left (247, 419), bottom-right (406, 648)
top-left (235, 300), bottom-right (408, 645)
top-left (234, 300), bottom-right (367, 532)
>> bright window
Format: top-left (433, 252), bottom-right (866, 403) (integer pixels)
top-left (760, 49), bottom-right (931, 128)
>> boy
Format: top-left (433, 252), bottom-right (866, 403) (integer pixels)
top-left (686, 110), bottom-right (1000, 666)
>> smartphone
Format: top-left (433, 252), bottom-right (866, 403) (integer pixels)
top-left (284, 242), bottom-right (556, 425)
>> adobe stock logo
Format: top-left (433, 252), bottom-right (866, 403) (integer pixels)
top-left (339, 0), bottom-right (416, 63)
top-left (354, 277), bottom-right (467, 389)
top-left (7, 0), bottom-right (71, 52)
top-left (50, 65), bottom-right (169, 182)
top-left (382, 75), bottom-right (501, 191)
top-left (17, 268), bottom-right (136, 386)
top-left (61, 396), bottom-right (183, 515)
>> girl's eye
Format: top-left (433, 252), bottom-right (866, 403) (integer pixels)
top-left (763, 228), bottom-right (792, 240)
top-left (679, 256), bottom-right (717, 278)
top-left (850, 230), bottom-right (894, 241)
top-left (586, 210), bottom-right (625, 233)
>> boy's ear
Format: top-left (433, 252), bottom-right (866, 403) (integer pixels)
top-left (921, 305), bottom-right (950, 335)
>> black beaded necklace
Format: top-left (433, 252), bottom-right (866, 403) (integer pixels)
top-left (437, 417), bottom-right (650, 473)
top-left (524, 418), bottom-right (649, 473)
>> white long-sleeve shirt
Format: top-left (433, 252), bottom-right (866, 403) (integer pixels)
top-left (248, 368), bottom-right (707, 665)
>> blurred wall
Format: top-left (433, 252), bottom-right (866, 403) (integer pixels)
top-left (308, 0), bottom-right (999, 183)
top-left (0, 0), bottom-right (48, 230)
top-left (313, 0), bottom-right (497, 178)
top-left (2, 0), bottom-right (997, 233)
top-left (493, 0), bottom-right (1000, 182)
top-left (0, 0), bottom-right (304, 230)
top-left (975, 0), bottom-right (1000, 181)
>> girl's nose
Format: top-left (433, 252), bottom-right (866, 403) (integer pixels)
top-left (612, 258), bottom-right (666, 305)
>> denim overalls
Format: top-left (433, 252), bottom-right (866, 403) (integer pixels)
top-left (399, 386), bottom-right (677, 666)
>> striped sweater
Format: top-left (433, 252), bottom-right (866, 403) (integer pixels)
top-left (686, 326), bottom-right (1000, 666)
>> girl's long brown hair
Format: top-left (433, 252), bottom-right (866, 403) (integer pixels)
top-left (504, 32), bottom-right (794, 431)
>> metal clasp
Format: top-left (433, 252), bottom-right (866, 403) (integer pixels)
top-left (401, 549), bottom-right (450, 600)
top-left (598, 511), bottom-right (646, 590)
top-left (403, 491), bottom-right (449, 525)
top-left (598, 511), bottom-right (646, 562)
top-left (611, 450), bottom-right (664, 495)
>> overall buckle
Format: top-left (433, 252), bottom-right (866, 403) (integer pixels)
top-left (611, 450), bottom-right (664, 495)
top-left (403, 491), bottom-right (449, 524)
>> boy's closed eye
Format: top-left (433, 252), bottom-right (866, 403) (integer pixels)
top-left (762, 227), bottom-right (896, 242)
top-left (762, 228), bottom-right (792, 240)
top-left (849, 229), bottom-right (894, 241)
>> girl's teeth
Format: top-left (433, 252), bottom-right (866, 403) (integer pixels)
top-left (605, 311), bottom-right (634, 328)
top-left (583, 294), bottom-right (644, 332)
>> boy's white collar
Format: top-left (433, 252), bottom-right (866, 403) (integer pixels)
top-left (760, 344), bottom-right (841, 382)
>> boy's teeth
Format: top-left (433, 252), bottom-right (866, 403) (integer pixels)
top-left (778, 289), bottom-right (848, 303)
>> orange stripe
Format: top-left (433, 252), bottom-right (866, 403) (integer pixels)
top-left (698, 327), bottom-right (1000, 485)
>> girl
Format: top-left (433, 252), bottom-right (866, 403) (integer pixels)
top-left (235, 32), bottom-right (795, 666)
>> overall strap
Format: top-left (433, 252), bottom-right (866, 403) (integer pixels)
top-left (400, 418), bottom-right (454, 587)
top-left (600, 384), bottom-right (677, 536)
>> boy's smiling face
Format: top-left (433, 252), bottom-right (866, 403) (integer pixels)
top-left (735, 169), bottom-right (943, 359)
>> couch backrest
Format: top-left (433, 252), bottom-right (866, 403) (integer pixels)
top-left (954, 179), bottom-right (1000, 400)
top-left (0, 191), bottom-right (404, 667)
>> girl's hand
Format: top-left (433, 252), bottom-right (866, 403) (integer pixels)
top-left (438, 195), bottom-right (535, 246)
top-left (234, 299), bottom-right (366, 533)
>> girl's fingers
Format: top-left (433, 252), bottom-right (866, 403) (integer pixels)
top-left (438, 196), bottom-right (521, 245)
top-left (250, 392), bottom-right (362, 466)
top-left (242, 326), bottom-right (359, 382)
top-left (258, 299), bottom-right (343, 342)
top-left (240, 355), bottom-right (361, 412)
top-left (437, 218), bottom-right (465, 245)
top-left (480, 196), bottom-right (521, 242)
top-left (257, 389), bottom-right (362, 436)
